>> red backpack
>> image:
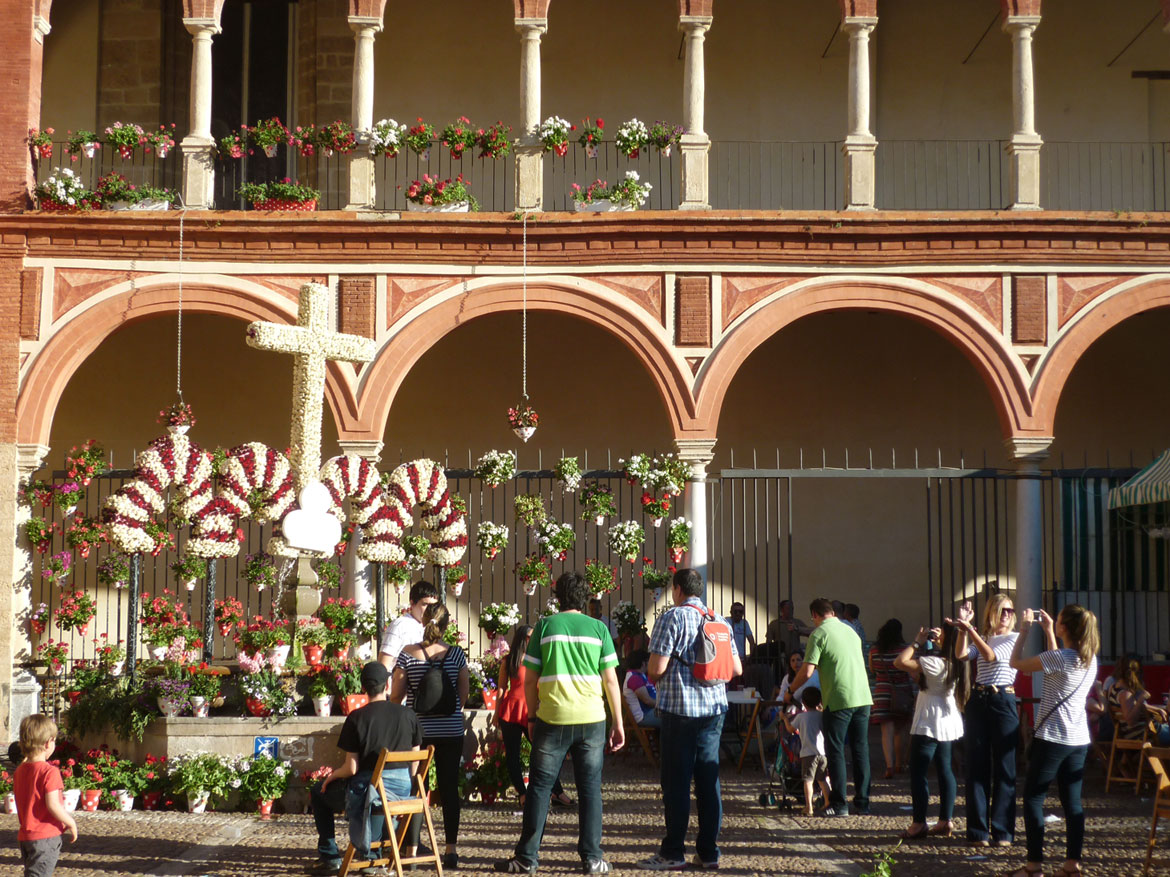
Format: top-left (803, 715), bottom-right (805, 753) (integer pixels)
top-left (677, 605), bottom-right (737, 686)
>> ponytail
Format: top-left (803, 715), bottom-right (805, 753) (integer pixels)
top-left (1058, 604), bottom-right (1099, 668)
top-left (422, 603), bottom-right (450, 646)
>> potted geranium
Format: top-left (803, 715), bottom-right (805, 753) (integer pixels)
top-left (615, 118), bottom-right (649, 159)
top-left (249, 117), bottom-right (289, 158)
top-left (297, 618), bottom-right (329, 666)
top-left (29, 602), bottom-right (49, 636)
top-left (94, 172), bottom-right (175, 210)
top-left (242, 552), bottom-right (277, 591)
top-left (145, 123), bottom-right (178, 158)
top-left (473, 450), bottom-right (517, 488)
top-left (331, 661), bottom-right (367, 714)
top-left (478, 601), bottom-right (521, 641)
top-left (317, 120), bottom-right (356, 157)
top-left (97, 553), bottom-right (130, 589)
top-left (404, 173), bottom-right (475, 212)
top-left (239, 669), bottom-right (297, 718)
top-left (402, 534), bottom-right (430, 571)
top-left (613, 600), bottom-right (646, 639)
top-left (213, 596), bottom-right (245, 636)
top-left (34, 168), bottom-right (92, 211)
top-left (104, 121), bottom-right (146, 160)
top-left (55, 590), bottom-right (96, 636)
top-left (241, 755), bottom-right (290, 816)
top-left (667, 516), bottom-right (691, 563)
top-left (440, 116), bottom-right (477, 159)
top-left (640, 563), bottom-right (672, 596)
top-left (158, 400), bottom-right (196, 433)
top-left (238, 178), bottom-right (320, 212)
top-left (584, 558), bottom-right (617, 597)
top-left (648, 120), bottom-right (684, 156)
top-left (514, 494), bottom-right (546, 528)
top-left (168, 752), bottom-right (231, 812)
top-left (140, 755), bottom-right (170, 810)
top-left (570, 171), bottom-right (652, 212)
top-left (94, 634), bottom-right (126, 676)
top-left (538, 115), bottom-right (573, 157)
top-left (641, 492), bottom-right (671, 527)
top-left (104, 757), bottom-right (148, 811)
top-left (65, 130), bottom-right (100, 161)
top-left (65, 517), bottom-right (104, 559)
top-left (579, 483), bottom-right (617, 525)
top-left (28, 127), bottom-right (55, 160)
top-left (507, 404), bottom-right (539, 441)
top-left (65, 439), bottom-right (106, 486)
top-left (315, 558), bottom-right (342, 590)
top-left (317, 597), bottom-right (358, 631)
top-left (477, 121), bottom-right (512, 159)
top-left (187, 664), bottom-right (221, 717)
top-left (476, 522), bottom-right (509, 560)
top-left (578, 117), bottom-right (604, 158)
top-left (52, 481), bottom-right (85, 516)
top-left (306, 665), bottom-right (334, 716)
top-left (443, 562), bottom-right (468, 598)
top-left (0, 768), bottom-right (14, 813)
top-left (219, 126), bottom-right (249, 159)
top-left (607, 520), bottom-right (645, 563)
top-left (536, 520), bottom-right (575, 562)
top-left (41, 550), bottom-right (72, 582)
top-left (515, 553), bottom-right (551, 596)
top-left (369, 118), bottom-right (406, 157)
top-left (171, 553), bottom-right (208, 591)
top-left (290, 123), bottom-right (318, 157)
top-left (386, 560), bottom-right (411, 596)
top-left (553, 456), bottom-right (582, 493)
top-left (25, 516), bottom-right (55, 553)
top-left (35, 639), bottom-right (68, 675)
top-left (405, 117), bottom-right (434, 161)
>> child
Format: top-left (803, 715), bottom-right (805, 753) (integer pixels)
top-left (14, 715), bottom-right (77, 877)
top-left (782, 687), bottom-right (832, 816)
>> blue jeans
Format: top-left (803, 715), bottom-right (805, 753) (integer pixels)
top-left (639, 710), bottom-right (662, 729)
top-left (310, 768), bottom-right (411, 864)
top-left (909, 735), bottom-right (955, 824)
top-left (658, 710), bottom-right (726, 864)
top-left (964, 689), bottom-right (1019, 842)
top-left (513, 718), bottom-right (606, 867)
top-left (1023, 739), bottom-right (1088, 864)
top-left (822, 704), bottom-right (871, 812)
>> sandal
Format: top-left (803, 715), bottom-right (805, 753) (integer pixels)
top-left (1050, 868), bottom-right (1082, 877)
top-left (899, 825), bottom-right (929, 840)
top-left (927, 822), bottom-right (953, 837)
top-left (551, 793), bottom-right (574, 807)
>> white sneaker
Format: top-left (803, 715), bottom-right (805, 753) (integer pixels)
top-left (637, 854), bottom-right (686, 871)
top-left (690, 855), bottom-right (720, 870)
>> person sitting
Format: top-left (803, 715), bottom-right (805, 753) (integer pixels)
top-left (776, 649), bottom-right (819, 710)
top-left (1105, 653), bottom-right (1162, 774)
top-left (781, 687), bottom-right (832, 816)
top-left (307, 662), bottom-right (422, 876)
top-left (623, 649), bottom-right (661, 728)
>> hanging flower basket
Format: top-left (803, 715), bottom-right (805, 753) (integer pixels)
top-left (508, 404), bottom-right (539, 442)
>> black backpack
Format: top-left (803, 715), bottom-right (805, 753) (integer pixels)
top-left (413, 651), bottom-right (458, 717)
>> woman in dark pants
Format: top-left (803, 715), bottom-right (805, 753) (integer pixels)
top-left (492, 625), bottom-right (572, 808)
top-left (1004, 604), bottom-right (1099, 877)
top-left (950, 594), bottom-right (1020, 846)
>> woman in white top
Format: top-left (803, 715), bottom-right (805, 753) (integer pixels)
top-left (776, 649), bottom-right (819, 708)
top-left (1005, 605), bottom-right (1099, 877)
top-left (893, 623), bottom-right (968, 840)
top-left (949, 594), bottom-right (1019, 846)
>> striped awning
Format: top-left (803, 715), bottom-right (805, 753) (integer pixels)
top-left (1108, 449), bottom-right (1170, 509)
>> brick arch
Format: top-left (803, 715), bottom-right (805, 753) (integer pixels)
top-left (352, 279), bottom-right (695, 441)
top-left (1031, 275), bottom-right (1170, 436)
top-left (16, 275), bottom-right (360, 447)
top-left (694, 277), bottom-right (1035, 440)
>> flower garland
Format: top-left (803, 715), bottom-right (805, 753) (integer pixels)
top-left (474, 450), bottom-right (517, 488)
top-left (477, 522), bottom-right (509, 559)
top-left (535, 520), bottom-right (575, 561)
top-left (607, 520), bottom-right (645, 563)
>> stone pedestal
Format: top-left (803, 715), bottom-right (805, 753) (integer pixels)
top-left (1006, 136), bottom-right (1043, 210)
top-left (346, 153), bottom-right (376, 211)
top-left (9, 670), bottom-right (42, 737)
top-left (280, 557), bottom-right (323, 622)
top-left (679, 134), bottom-right (710, 211)
top-left (843, 135), bottom-right (877, 211)
top-left (515, 144), bottom-right (544, 212)
top-left (181, 138), bottom-right (216, 209)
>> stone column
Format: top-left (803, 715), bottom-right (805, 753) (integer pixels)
top-left (338, 440), bottom-right (383, 622)
top-left (345, 14), bottom-right (383, 211)
top-left (6, 444), bottom-right (50, 737)
top-left (180, 17), bottom-right (222, 209)
top-left (1006, 437), bottom-right (1052, 648)
top-left (675, 438), bottom-right (717, 598)
top-left (678, 15), bottom-right (713, 211)
top-left (514, 18), bottom-right (547, 212)
top-left (842, 15), bottom-right (878, 210)
top-left (1003, 12), bottom-right (1043, 210)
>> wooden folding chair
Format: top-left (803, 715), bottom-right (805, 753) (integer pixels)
top-left (1143, 748), bottom-right (1170, 876)
top-left (622, 698), bottom-right (659, 768)
top-left (735, 698), bottom-right (776, 774)
top-left (338, 745), bottom-right (443, 877)
top-left (1105, 705), bottom-right (1153, 794)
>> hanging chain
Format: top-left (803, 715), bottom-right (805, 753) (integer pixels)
top-left (521, 212), bottom-right (528, 402)
top-left (176, 206), bottom-right (189, 401)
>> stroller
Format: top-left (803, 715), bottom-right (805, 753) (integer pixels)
top-left (758, 722), bottom-right (804, 810)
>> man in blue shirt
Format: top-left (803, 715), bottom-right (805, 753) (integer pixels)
top-left (639, 568), bottom-right (742, 871)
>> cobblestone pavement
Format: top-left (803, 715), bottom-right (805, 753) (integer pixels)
top-left (0, 733), bottom-right (1160, 876)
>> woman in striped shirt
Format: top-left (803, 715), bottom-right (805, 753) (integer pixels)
top-left (950, 594), bottom-right (1019, 847)
top-left (391, 602), bottom-right (469, 870)
top-left (1006, 604), bottom-right (1099, 877)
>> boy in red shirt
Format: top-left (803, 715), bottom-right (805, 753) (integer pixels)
top-left (14, 715), bottom-right (77, 877)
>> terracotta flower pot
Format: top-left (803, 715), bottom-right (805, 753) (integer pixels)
top-left (245, 697), bottom-right (273, 718)
top-left (251, 198), bottom-right (318, 212)
top-left (80, 789), bottom-right (101, 811)
top-left (481, 689), bottom-right (498, 710)
top-left (257, 798), bottom-right (274, 817)
top-left (65, 690), bottom-right (82, 706)
top-left (340, 694), bottom-right (369, 715)
top-left (142, 791), bottom-right (162, 811)
top-left (303, 644), bottom-right (324, 667)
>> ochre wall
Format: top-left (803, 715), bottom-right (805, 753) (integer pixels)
top-left (41, 0), bottom-right (99, 133)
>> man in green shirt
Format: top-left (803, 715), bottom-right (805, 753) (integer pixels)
top-left (788, 597), bottom-right (873, 816)
top-left (494, 572), bottom-right (625, 875)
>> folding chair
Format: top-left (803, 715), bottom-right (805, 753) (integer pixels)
top-left (1105, 705), bottom-right (1153, 794)
top-left (736, 698), bottom-right (776, 774)
top-left (1143, 748), bottom-right (1170, 876)
top-left (338, 746), bottom-right (443, 877)
top-left (622, 698), bottom-right (659, 768)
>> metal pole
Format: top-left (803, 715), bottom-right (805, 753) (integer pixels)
top-left (127, 554), bottom-right (141, 682)
top-left (203, 560), bottom-right (216, 663)
top-left (375, 562), bottom-right (385, 644)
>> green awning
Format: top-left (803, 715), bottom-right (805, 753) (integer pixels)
top-left (1108, 449), bottom-right (1170, 509)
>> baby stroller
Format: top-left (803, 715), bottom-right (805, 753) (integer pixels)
top-left (758, 726), bottom-right (804, 810)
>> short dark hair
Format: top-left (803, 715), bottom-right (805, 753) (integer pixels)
top-left (555, 571), bottom-right (591, 612)
top-left (809, 598), bottom-right (834, 618)
top-left (844, 603), bottom-right (860, 620)
top-left (800, 686), bottom-right (822, 710)
top-left (831, 600), bottom-right (845, 615)
top-left (673, 568), bottom-right (703, 597)
top-left (626, 649), bottom-right (649, 671)
top-left (410, 580), bottom-right (439, 605)
top-left (779, 599), bottom-right (793, 611)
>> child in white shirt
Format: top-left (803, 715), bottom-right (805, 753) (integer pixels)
top-left (781, 687), bottom-right (832, 815)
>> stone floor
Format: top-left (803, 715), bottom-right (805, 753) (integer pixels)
top-left (0, 732), bottom-right (1160, 876)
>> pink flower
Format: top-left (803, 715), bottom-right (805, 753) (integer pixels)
top-left (423, 194), bottom-right (433, 205)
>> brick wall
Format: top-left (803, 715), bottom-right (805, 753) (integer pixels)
top-left (0, 0), bottom-right (40, 212)
top-left (19, 269), bottom-right (41, 340)
top-left (676, 275), bottom-right (711, 346)
top-left (338, 276), bottom-right (375, 338)
top-left (296, 0), bottom-right (350, 128)
top-left (1011, 275), bottom-right (1046, 344)
top-left (97, 0), bottom-right (164, 131)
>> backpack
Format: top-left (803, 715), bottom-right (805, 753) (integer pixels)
top-left (413, 650), bottom-right (458, 716)
top-left (676, 605), bottom-right (737, 686)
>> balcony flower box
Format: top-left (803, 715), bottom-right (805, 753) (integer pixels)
top-left (573, 199), bottom-right (633, 213)
top-left (106, 199), bottom-right (171, 211)
top-left (237, 179), bottom-right (320, 212)
top-left (252, 198), bottom-right (318, 212)
top-left (570, 171), bottom-right (652, 213)
top-left (404, 173), bottom-right (476, 212)
top-left (407, 200), bottom-right (469, 213)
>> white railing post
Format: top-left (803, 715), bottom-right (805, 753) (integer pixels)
top-left (678, 14), bottom-right (713, 210)
top-left (842, 15), bottom-right (878, 210)
top-left (514, 18), bottom-right (547, 212)
top-left (180, 16), bottom-right (222, 209)
top-left (1004, 11), bottom-right (1043, 210)
top-left (346, 13), bottom-right (384, 211)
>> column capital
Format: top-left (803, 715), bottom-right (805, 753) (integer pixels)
top-left (33, 16), bottom-right (50, 43)
top-left (678, 15), bottom-right (713, 32)
top-left (515, 18), bottom-right (548, 36)
top-left (841, 16), bottom-right (878, 33)
top-left (183, 18), bottom-right (221, 37)
top-left (674, 438), bottom-right (718, 480)
top-left (16, 444), bottom-right (51, 482)
top-left (1001, 14), bottom-right (1041, 34)
top-left (338, 439), bottom-right (384, 462)
top-left (1004, 436), bottom-right (1052, 464)
top-left (348, 16), bottom-right (384, 33)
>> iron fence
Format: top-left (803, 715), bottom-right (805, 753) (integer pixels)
top-left (709, 141), bottom-right (843, 211)
top-left (541, 142), bottom-right (679, 212)
top-left (876, 140), bottom-right (1009, 210)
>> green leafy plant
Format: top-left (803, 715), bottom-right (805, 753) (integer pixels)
top-left (241, 755), bottom-right (291, 801)
top-left (330, 661), bottom-right (362, 698)
top-left (640, 563), bottom-right (671, 590)
top-left (171, 553), bottom-right (208, 585)
top-left (242, 552), bottom-right (278, 592)
top-left (237, 178), bottom-right (320, 207)
top-left (187, 665), bottom-right (222, 700)
top-left (315, 558), bottom-right (342, 589)
top-left (404, 173), bottom-right (477, 209)
top-left (65, 129), bottom-right (100, 161)
top-left (249, 116), bottom-right (290, 150)
top-left (514, 494), bottom-right (547, 528)
top-left (167, 752), bottom-right (233, 801)
top-left (553, 457), bottom-right (582, 492)
top-left (515, 554), bottom-right (551, 590)
top-left (584, 559), bottom-right (617, 596)
top-left (859, 841), bottom-right (900, 877)
top-left (440, 116), bottom-right (477, 158)
top-left (579, 483), bottom-right (617, 523)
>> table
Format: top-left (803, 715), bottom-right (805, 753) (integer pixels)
top-left (726, 691), bottom-right (768, 773)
